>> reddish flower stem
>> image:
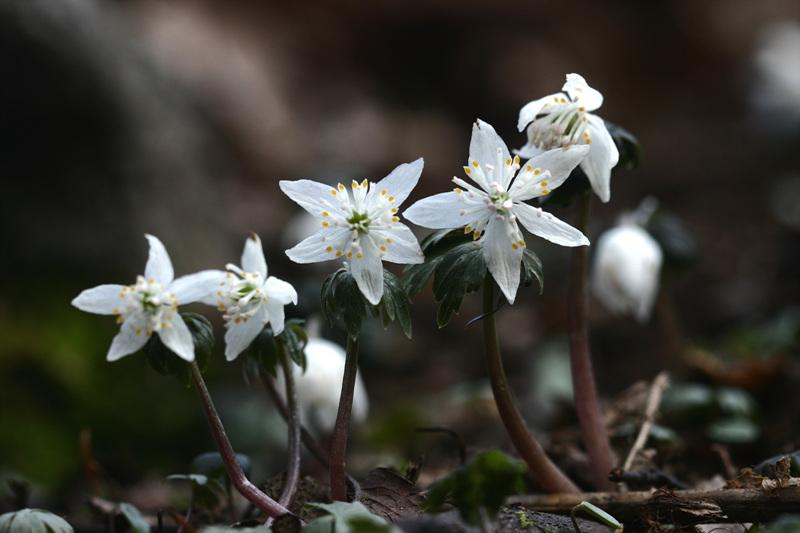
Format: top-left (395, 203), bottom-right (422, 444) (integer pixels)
top-left (568, 191), bottom-right (615, 490)
top-left (189, 362), bottom-right (291, 519)
top-left (329, 335), bottom-right (359, 501)
top-left (483, 277), bottom-right (579, 493)
top-left (276, 340), bottom-right (301, 508)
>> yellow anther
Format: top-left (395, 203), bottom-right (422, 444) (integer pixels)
top-left (386, 238), bottom-right (393, 244)
top-left (322, 221), bottom-right (330, 228)
top-left (473, 230), bottom-right (481, 240)
top-left (534, 168), bottom-right (541, 175)
top-left (135, 328), bottom-right (142, 336)
top-left (391, 207), bottom-right (398, 214)
top-left (336, 251), bottom-right (342, 257)
top-left (347, 251), bottom-right (353, 258)
top-left (512, 243), bottom-right (519, 250)
top-left (506, 158), bottom-right (511, 166)
top-left (322, 211), bottom-right (329, 217)
top-left (541, 189), bottom-right (550, 195)
top-left (218, 304), bottom-right (226, 311)
top-left (331, 189), bottom-right (337, 196)
top-left (338, 183), bottom-right (346, 191)
top-left (454, 187), bottom-right (463, 193)
top-left (351, 180), bottom-right (359, 189)
top-left (356, 252), bottom-right (364, 260)
top-left (525, 165), bottom-right (532, 172)
top-left (235, 318), bottom-right (242, 324)
top-left (464, 225), bottom-right (473, 234)
top-left (381, 189), bottom-right (388, 196)
top-left (519, 240), bottom-right (526, 247)
top-left (380, 245), bottom-right (387, 252)
top-left (472, 161), bottom-right (479, 168)
top-left (325, 246), bottom-right (333, 252)
top-left (388, 196), bottom-right (395, 202)
top-left (579, 106), bottom-right (585, 112)
top-left (540, 181), bottom-right (549, 187)
top-left (391, 216), bottom-right (399, 222)
top-left (112, 307), bottom-right (119, 315)
top-left (361, 179), bottom-right (368, 187)
top-left (513, 155), bottom-right (520, 165)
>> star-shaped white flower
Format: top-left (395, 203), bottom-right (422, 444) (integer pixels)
top-left (517, 73), bottom-right (619, 203)
top-left (279, 159), bottom-right (425, 305)
top-left (195, 234), bottom-right (298, 361)
top-left (404, 120), bottom-right (590, 304)
top-left (71, 234), bottom-right (223, 362)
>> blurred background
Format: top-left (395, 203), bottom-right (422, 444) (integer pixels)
top-left (1, 0), bottom-right (799, 520)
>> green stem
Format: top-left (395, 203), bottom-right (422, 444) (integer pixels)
top-left (329, 335), bottom-right (360, 501)
top-left (189, 362), bottom-right (291, 518)
top-left (482, 277), bottom-right (579, 493)
top-left (276, 340), bottom-right (301, 508)
top-left (568, 191), bottom-right (615, 490)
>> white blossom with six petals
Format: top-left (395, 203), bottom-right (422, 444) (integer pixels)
top-left (71, 235), bottom-right (222, 362)
top-left (517, 73), bottom-right (619, 203)
top-left (279, 159), bottom-right (425, 305)
top-left (404, 120), bottom-right (590, 304)
top-left (194, 234), bottom-right (298, 361)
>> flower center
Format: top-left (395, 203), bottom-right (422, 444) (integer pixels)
top-left (218, 267), bottom-right (266, 325)
top-left (488, 184), bottom-right (514, 216)
top-left (346, 210), bottom-right (371, 234)
top-left (118, 276), bottom-right (178, 334)
top-left (529, 102), bottom-right (591, 150)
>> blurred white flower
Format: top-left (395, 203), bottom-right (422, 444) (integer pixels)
top-left (71, 235), bottom-right (221, 361)
top-left (517, 73), bottom-right (619, 203)
top-left (753, 21), bottom-right (800, 120)
top-left (280, 159), bottom-right (425, 305)
top-left (280, 337), bottom-right (369, 434)
top-left (405, 119), bottom-right (589, 304)
top-left (592, 212), bottom-right (663, 323)
top-left (195, 233), bottom-right (298, 361)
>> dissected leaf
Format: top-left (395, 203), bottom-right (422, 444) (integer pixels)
top-left (303, 502), bottom-right (401, 533)
top-left (425, 450), bottom-right (527, 525)
top-left (0, 509), bottom-right (73, 533)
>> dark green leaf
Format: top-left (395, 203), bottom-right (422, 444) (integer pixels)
top-left (520, 249), bottom-right (544, 293)
top-left (707, 417), bottom-right (760, 444)
top-left (191, 452), bottom-right (252, 480)
top-left (280, 319), bottom-right (309, 370)
top-left (166, 474), bottom-right (225, 512)
top-left (424, 450), bottom-right (527, 525)
top-left (605, 120), bottom-right (641, 171)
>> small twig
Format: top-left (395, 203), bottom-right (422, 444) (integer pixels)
top-left (622, 372), bottom-right (670, 473)
top-left (609, 467), bottom-right (687, 490)
top-left (710, 444), bottom-right (738, 480)
top-left (416, 427), bottom-right (467, 465)
top-left (276, 339), bottom-right (301, 508)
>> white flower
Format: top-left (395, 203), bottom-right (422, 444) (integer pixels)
top-left (592, 222), bottom-right (663, 323)
top-left (517, 73), bottom-right (619, 203)
top-left (278, 337), bottom-right (369, 433)
top-left (196, 234), bottom-right (298, 361)
top-left (279, 159), bottom-right (425, 305)
top-left (71, 234), bottom-right (222, 362)
top-left (404, 119), bottom-right (590, 304)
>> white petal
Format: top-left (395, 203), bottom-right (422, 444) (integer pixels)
top-left (71, 284), bottom-right (125, 315)
top-left (509, 144), bottom-right (590, 201)
top-left (515, 141), bottom-right (546, 159)
top-left (563, 73), bottom-right (603, 111)
top-left (107, 315), bottom-right (150, 361)
top-left (349, 236), bottom-right (384, 305)
top-left (370, 225), bottom-right (424, 264)
top-left (404, 191), bottom-right (490, 229)
top-left (224, 305), bottom-right (268, 361)
top-left (241, 233), bottom-right (268, 277)
top-left (279, 179), bottom-right (345, 217)
top-left (370, 158), bottom-right (424, 206)
top-left (285, 228), bottom-right (351, 264)
top-left (517, 92), bottom-right (563, 131)
top-left (264, 276), bottom-right (298, 305)
top-left (471, 119), bottom-right (512, 189)
top-left (581, 114), bottom-right (619, 203)
top-left (264, 298), bottom-right (287, 336)
top-left (144, 234), bottom-right (174, 285)
top-left (158, 315), bottom-right (195, 361)
top-left (170, 270), bottom-right (227, 305)
top-left (514, 202), bottom-right (590, 247)
top-left (482, 216), bottom-right (523, 304)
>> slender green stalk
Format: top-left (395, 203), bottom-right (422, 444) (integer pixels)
top-left (568, 191), bottom-right (615, 490)
top-left (482, 277), bottom-right (579, 493)
top-left (329, 335), bottom-right (360, 501)
top-left (276, 340), bottom-right (301, 508)
top-left (189, 362), bottom-right (291, 518)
